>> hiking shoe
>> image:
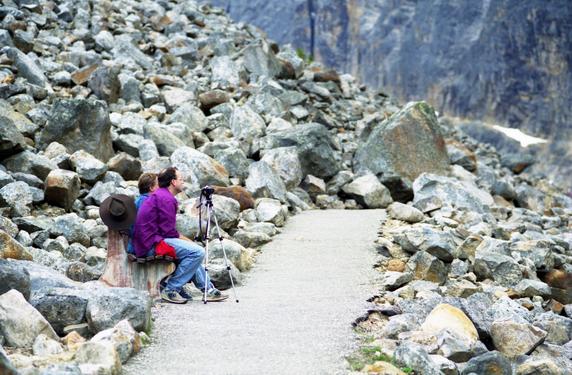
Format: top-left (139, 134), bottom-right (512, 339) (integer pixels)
top-left (178, 288), bottom-right (193, 301)
top-left (161, 289), bottom-right (187, 304)
top-left (205, 288), bottom-right (229, 302)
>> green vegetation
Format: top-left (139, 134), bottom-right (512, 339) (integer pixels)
top-left (296, 47), bottom-right (314, 63)
top-left (346, 344), bottom-right (416, 373)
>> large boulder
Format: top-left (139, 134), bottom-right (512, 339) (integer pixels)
top-left (245, 162), bottom-right (287, 202)
top-left (44, 169), bottom-right (81, 211)
top-left (0, 181), bottom-right (34, 216)
top-left (171, 147), bottom-right (230, 187)
top-left (39, 99), bottom-right (114, 162)
top-left (260, 123), bottom-right (340, 179)
top-left (229, 105), bottom-right (266, 155)
top-left (3, 47), bottom-right (47, 87)
top-left (85, 285), bottom-right (152, 334)
top-left (0, 289), bottom-right (58, 348)
top-left (30, 287), bottom-right (89, 335)
top-left (107, 153), bottom-right (142, 181)
top-left (353, 101), bottom-right (449, 183)
top-left (261, 147), bottom-right (304, 190)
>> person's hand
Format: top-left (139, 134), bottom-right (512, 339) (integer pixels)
top-left (179, 234), bottom-right (193, 242)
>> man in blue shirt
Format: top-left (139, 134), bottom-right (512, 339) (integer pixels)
top-left (127, 173), bottom-right (158, 255)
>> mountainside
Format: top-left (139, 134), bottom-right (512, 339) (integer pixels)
top-left (205, 0), bottom-right (572, 141)
top-left (0, 0), bottom-right (571, 373)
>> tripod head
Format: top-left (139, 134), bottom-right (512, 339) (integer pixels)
top-left (199, 185), bottom-right (215, 206)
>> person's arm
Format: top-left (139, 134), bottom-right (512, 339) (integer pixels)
top-left (156, 194), bottom-right (180, 239)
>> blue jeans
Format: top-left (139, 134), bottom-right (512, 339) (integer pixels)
top-left (161, 238), bottom-right (214, 292)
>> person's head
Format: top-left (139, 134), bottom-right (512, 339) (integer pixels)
top-left (138, 173), bottom-right (158, 195)
top-left (158, 167), bottom-right (184, 194)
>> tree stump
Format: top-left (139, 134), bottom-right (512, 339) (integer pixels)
top-left (99, 230), bottom-right (175, 300)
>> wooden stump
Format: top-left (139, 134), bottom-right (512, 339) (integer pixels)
top-left (99, 230), bottom-right (175, 299)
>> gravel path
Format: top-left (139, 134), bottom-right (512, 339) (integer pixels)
top-left (123, 209), bottom-right (385, 375)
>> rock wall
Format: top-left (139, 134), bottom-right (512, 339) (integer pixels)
top-left (204, 0), bottom-right (572, 141)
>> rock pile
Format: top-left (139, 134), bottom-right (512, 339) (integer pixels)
top-left (354, 120), bottom-right (572, 373)
top-left (0, 0), bottom-right (570, 373)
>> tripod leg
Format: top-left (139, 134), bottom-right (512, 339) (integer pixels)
top-left (203, 204), bottom-right (211, 304)
top-left (212, 211), bottom-right (240, 303)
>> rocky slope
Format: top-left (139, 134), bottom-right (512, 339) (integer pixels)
top-left (204, 0), bottom-right (572, 141)
top-left (0, 0), bottom-right (570, 374)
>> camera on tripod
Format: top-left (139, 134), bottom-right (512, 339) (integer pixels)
top-left (200, 185), bottom-right (215, 200)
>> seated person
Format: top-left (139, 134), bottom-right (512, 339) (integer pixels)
top-left (127, 173), bottom-right (158, 255)
top-left (132, 167), bottom-right (228, 304)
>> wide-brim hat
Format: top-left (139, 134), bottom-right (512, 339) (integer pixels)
top-left (99, 194), bottom-right (136, 230)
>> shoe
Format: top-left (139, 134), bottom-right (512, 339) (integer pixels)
top-left (161, 289), bottom-right (187, 304)
top-left (205, 288), bottom-right (229, 302)
top-left (178, 288), bottom-right (193, 301)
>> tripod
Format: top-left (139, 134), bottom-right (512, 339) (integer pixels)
top-left (195, 186), bottom-right (239, 304)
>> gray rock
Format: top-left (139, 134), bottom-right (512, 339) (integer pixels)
top-left (171, 147), bottom-right (230, 187)
top-left (326, 170), bottom-right (354, 195)
top-left (0, 289), bottom-right (58, 348)
top-left (91, 319), bottom-right (139, 364)
top-left (490, 320), bottom-right (547, 358)
top-left (0, 113), bottom-right (26, 158)
top-left (3, 150), bottom-right (57, 181)
top-left (206, 258), bottom-right (243, 290)
top-left (245, 161), bottom-right (287, 202)
top-left (229, 105), bottom-right (266, 156)
top-left (69, 150), bottom-right (108, 183)
top-left (243, 42), bottom-right (282, 78)
top-left (114, 133), bottom-right (144, 157)
top-left (393, 224), bottom-right (458, 261)
top-left (66, 261), bottom-right (102, 282)
top-left (533, 312), bottom-right (572, 345)
top-left (44, 169), bottom-right (81, 211)
top-left (0, 170), bottom-right (14, 189)
top-left (85, 285), bottom-right (151, 334)
top-left (39, 99), bottom-right (114, 162)
top-left (394, 342), bottom-right (442, 375)
top-left (387, 202), bottom-right (425, 223)
top-left (341, 173), bottom-right (393, 208)
top-left (107, 152), bottom-right (142, 181)
top-left (74, 341), bottom-right (121, 375)
top-left (474, 251), bottom-right (523, 287)
top-left (210, 56), bottom-right (241, 89)
top-left (380, 271), bottom-right (414, 291)
top-left (0, 217), bottom-right (18, 238)
top-left (30, 287), bottom-right (89, 335)
top-left (261, 147), bottom-right (303, 190)
top-left (32, 333), bottom-right (64, 356)
top-left (51, 213), bottom-right (90, 247)
top-left (354, 102), bottom-right (449, 183)
top-left (137, 138), bottom-right (159, 161)
top-left (12, 172), bottom-right (43, 189)
top-left (0, 259), bottom-right (31, 299)
top-left (406, 251), bottom-right (449, 284)
top-left (89, 65), bottom-right (121, 103)
top-left (94, 30), bottom-right (115, 51)
top-left (255, 198), bottom-right (287, 227)
top-left (233, 229), bottom-right (272, 248)
top-left (208, 195), bottom-right (240, 231)
top-left (0, 181), bottom-right (33, 216)
top-left (4, 47), bottom-right (47, 87)
top-left (260, 122), bottom-right (340, 179)
top-left (143, 122), bottom-right (187, 156)
top-left (413, 173), bottom-right (494, 214)
top-left (514, 279), bottom-right (552, 298)
top-left (461, 351), bottom-right (511, 375)
top-left (213, 147), bottom-right (250, 179)
top-left (84, 181), bottom-right (133, 206)
top-left (169, 103), bottom-right (208, 133)
top-left (113, 34), bottom-right (153, 70)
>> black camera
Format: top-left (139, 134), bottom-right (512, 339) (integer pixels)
top-left (200, 185), bottom-right (215, 199)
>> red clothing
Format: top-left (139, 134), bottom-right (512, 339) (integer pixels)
top-left (132, 187), bottom-right (180, 257)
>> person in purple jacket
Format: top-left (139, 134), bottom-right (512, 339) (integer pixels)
top-left (132, 167), bottom-right (227, 304)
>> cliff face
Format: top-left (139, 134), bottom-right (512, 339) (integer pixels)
top-left (204, 0), bottom-right (572, 140)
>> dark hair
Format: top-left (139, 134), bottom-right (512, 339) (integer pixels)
top-left (158, 167), bottom-right (178, 188)
top-left (138, 173), bottom-right (157, 194)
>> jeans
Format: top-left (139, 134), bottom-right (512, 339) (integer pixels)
top-left (161, 238), bottom-right (214, 292)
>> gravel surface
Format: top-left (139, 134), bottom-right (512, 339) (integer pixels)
top-left (123, 209), bottom-right (385, 375)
